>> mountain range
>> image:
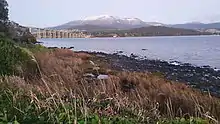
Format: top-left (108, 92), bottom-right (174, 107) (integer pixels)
top-left (48, 15), bottom-right (220, 32)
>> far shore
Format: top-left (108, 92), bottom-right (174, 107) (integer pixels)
top-left (36, 34), bottom-right (220, 40)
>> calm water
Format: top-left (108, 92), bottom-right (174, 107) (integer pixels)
top-left (39, 35), bottom-right (220, 69)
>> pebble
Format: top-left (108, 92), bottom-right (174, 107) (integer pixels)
top-left (97, 75), bottom-right (109, 80)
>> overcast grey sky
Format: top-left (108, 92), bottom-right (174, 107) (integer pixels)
top-left (7, 0), bottom-right (220, 28)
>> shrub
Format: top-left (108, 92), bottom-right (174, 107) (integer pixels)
top-left (13, 32), bottom-right (37, 44)
top-left (0, 32), bottom-right (6, 38)
top-left (0, 37), bottom-right (30, 75)
top-left (28, 44), bottom-right (49, 53)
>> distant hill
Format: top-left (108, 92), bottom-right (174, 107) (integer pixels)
top-left (90, 26), bottom-right (211, 37)
top-left (128, 26), bottom-right (208, 36)
top-left (170, 22), bottom-right (220, 30)
top-left (68, 24), bottom-right (119, 32)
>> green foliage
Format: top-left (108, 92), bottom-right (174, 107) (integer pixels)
top-left (0, 0), bottom-right (8, 22)
top-left (21, 34), bottom-right (37, 44)
top-left (0, 31), bottom-right (6, 38)
top-left (0, 37), bottom-right (30, 75)
top-left (28, 44), bottom-right (49, 53)
top-left (77, 115), bottom-right (138, 124)
top-left (0, 0), bottom-right (9, 34)
top-left (0, 0), bottom-right (36, 43)
top-left (13, 30), bottom-right (37, 44)
top-left (0, 86), bottom-right (138, 124)
top-left (0, 78), bottom-right (139, 123)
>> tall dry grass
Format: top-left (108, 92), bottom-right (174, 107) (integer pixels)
top-left (4, 49), bottom-right (220, 123)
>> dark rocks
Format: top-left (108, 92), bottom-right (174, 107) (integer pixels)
top-left (130, 53), bottom-right (139, 58)
top-left (117, 50), bottom-right (124, 54)
top-left (68, 47), bottom-right (74, 49)
top-left (48, 46), bottom-right (73, 50)
top-left (120, 78), bottom-right (137, 92)
top-left (87, 51), bottom-right (220, 97)
top-left (141, 48), bottom-right (147, 51)
top-left (113, 50), bottom-right (124, 55)
top-left (61, 47), bottom-right (67, 49)
top-left (58, 47), bottom-right (74, 49)
top-left (34, 41), bottom-right (43, 44)
top-left (48, 47), bottom-right (58, 49)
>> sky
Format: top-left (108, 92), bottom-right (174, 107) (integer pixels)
top-left (7, 0), bottom-right (220, 28)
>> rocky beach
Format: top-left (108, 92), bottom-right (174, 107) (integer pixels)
top-left (77, 51), bottom-right (220, 97)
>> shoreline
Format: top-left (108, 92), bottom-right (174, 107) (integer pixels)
top-left (37, 34), bottom-right (220, 40)
top-left (89, 34), bottom-right (219, 38)
top-left (75, 50), bottom-right (220, 97)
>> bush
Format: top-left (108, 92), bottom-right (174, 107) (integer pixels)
top-left (0, 32), bottom-right (6, 38)
top-left (0, 37), bottom-right (30, 75)
top-left (28, 44), bottom-right (49, 53)
top-left (13, 32), bottom-right (37, 44)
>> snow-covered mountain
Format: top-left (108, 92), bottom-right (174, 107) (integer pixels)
top-left (81, 15), bottom-right (147, 26)
top-left (47, 15), bottom-right (220, 31)
top-left (84, 15), bottom-right (120, 21)
top-left (49, 15), bottom-right (157, 30)
top-left (145, 22), bottom-right (165, 26)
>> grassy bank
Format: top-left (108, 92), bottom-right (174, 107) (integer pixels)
top-left (0, 46), bottom-right (220, 123)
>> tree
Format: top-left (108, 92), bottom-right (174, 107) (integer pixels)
top-left (0, 0), bottom-right (36, 43)
top-left (0, 0), bottom-right (8, 22)
top-left (0, 0), bottom-right (9, 34)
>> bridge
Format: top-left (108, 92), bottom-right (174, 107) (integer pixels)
top-left (29, 28), bottom-right (89, 39)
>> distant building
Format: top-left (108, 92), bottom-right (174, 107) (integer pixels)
top-left (29, 28), bottom-right (89, 39)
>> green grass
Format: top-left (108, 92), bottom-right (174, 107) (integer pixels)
top-left (0, 76), bottom-right (214, 124)
top-left (27, 44), bottom-right (50, 53)
top-left (0, 79), bottom-right (140, 124)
